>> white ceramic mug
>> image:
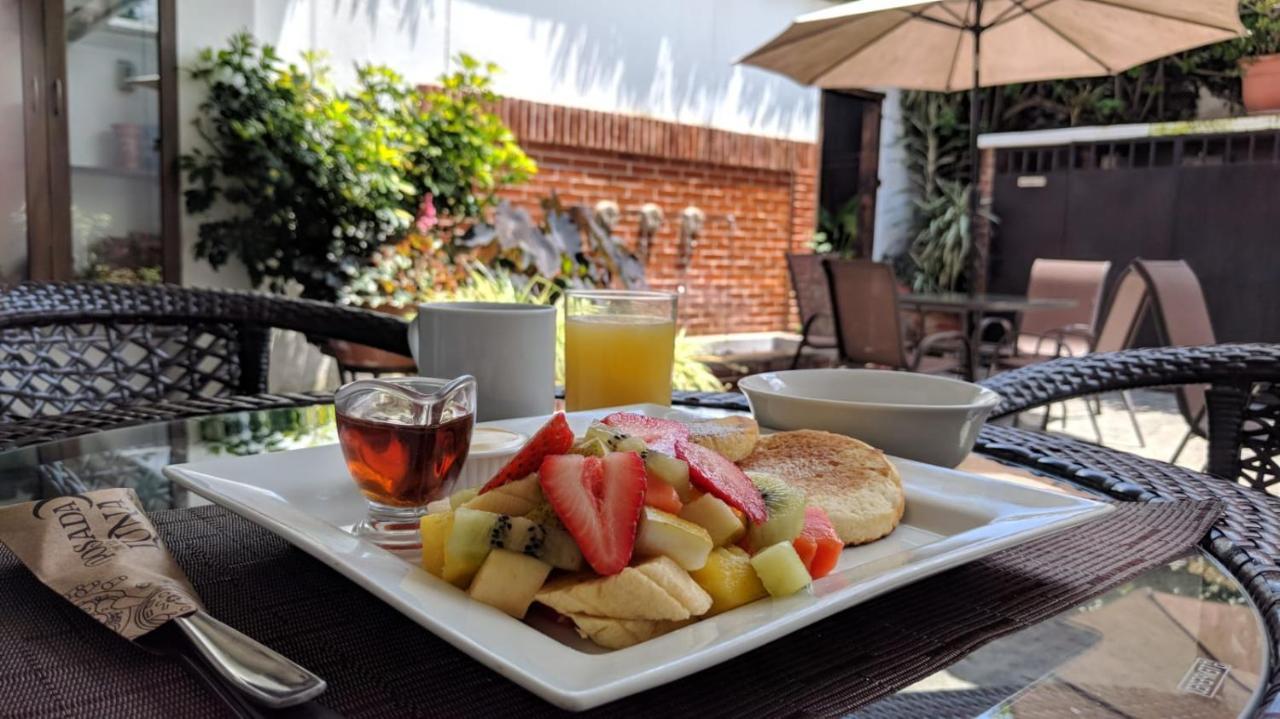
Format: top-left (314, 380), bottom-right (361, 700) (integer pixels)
top-left (407, 302), bottom-right (556, 421)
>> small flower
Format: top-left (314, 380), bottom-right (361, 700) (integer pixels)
top-left (415, 193), bottom-right (438, 234)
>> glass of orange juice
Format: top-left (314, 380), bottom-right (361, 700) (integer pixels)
top-left (564, 290), bottom-right (678, 410)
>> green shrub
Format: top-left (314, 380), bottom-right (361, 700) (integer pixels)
top-left (181, 33), bottom-right (534, 300)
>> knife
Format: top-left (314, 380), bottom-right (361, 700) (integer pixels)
top-left (140, 611), bottom-right (330, 714)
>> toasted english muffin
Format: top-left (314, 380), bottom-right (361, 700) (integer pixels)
top-left (687, 415), bottom-right (759, 462)
top-left (738, 430), bottom-right (903, 545)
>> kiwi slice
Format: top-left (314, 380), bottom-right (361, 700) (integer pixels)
top-left (745, 472), bottom-right (806, 550)
top-left (443, 508), bottom-right (584, 583)
top-left (498, 515), bottom-right (583, 571)
top-left (584, 423), bottom-right (647, 453)
top-left (571, 436), bottom-right (610, 457)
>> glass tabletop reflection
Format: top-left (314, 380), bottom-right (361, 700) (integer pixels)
top-left (0, 404), bottom-right (1266, 718)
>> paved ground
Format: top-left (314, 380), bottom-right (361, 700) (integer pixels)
top-left (1012, 388), bottom-right (1206, 472)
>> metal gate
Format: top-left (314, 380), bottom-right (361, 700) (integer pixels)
top-left (988, 130), bottom-right (1280, 343)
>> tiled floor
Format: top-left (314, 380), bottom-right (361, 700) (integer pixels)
top-left (1013, 388), bottom-right (1206, 472)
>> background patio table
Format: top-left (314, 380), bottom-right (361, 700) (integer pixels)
top-left (898, 292), bottom-right (1079, 379)
top-left (0, 394), bottom-right (1275, 718)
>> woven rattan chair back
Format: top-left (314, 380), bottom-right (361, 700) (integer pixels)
top-left (822, 258), bottom-right (911, 369)
top-left (0, 283), bottom-right (411, 421)
top-left (1133, 259), bottom-right (1216, 429)
top-left (982, 343), bottom-right (1280, 491)
top-left (786, 253), bottom-right (836, 341)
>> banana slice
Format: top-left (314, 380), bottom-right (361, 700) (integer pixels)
top-left (535, 557), bottom-right (712, 621)
top-left (566, 614), bottom-right (691, 650)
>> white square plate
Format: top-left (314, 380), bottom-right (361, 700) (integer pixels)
top-left (164, 404), bottom-right (1112, 711)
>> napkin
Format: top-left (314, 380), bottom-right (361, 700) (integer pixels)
top-left (0, 488), bottom-right (202, 640)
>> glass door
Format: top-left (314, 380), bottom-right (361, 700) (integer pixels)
top-left (5, 0), bottom-right (177, 284)
top-left (65, 0), bottom-right (167, 283)
top-left (0, 0), bottom-right (28, 282)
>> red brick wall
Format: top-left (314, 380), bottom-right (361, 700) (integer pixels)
top-left (493, 97), bottom-right (817, 335)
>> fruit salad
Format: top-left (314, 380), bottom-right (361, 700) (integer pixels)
top-left (418, 411), bottom-right (842, 649)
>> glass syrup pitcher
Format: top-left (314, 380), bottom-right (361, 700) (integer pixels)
top-left (334, 375), bottom-right (476, 550)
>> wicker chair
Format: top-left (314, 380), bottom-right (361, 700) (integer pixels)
top-left (980, 343), bottom-right (1280, 491)
top-left (0, 282), bottom-right (412, 442)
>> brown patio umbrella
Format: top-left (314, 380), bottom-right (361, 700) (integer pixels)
top-left (741, 0), bottom-right (1245, 215)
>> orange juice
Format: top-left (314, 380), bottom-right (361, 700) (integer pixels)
top-left (565, 315), bottom-right (676, 410)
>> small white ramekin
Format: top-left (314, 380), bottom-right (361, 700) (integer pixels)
top-left (453, 427), bottom-right (527, 492)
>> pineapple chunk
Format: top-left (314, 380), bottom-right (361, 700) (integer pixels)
top-left (679, 494), bottom-right (746, 546)
top-left (750, 542), bottom-right (811, 598)
top-left (634, 507), bottom-right (713, 571)
top-left (468, 549), bottom-right (552, 618)
top-left (462, 475), bottom-right (541, 515)
top-left (419, 511), bottom-right (454, 578)
top-left (690, 546), bottom-right (767, 615)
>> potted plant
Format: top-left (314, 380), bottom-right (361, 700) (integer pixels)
top-left (1239, 0), bottom-right (1280, 113)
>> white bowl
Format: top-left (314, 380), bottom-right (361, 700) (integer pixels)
top-left (454, 427), bottom-right (527, 491)
top-left (738, 369), bottom-right (1002, 467)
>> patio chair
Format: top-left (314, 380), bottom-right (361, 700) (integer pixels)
top-left (1131, 259), bottom-right (1217, 463)
top-left (0, 282), bottom-right (412, 424)
top-left (1016, 261), bottom-right (1210, 455)
top-left (822, 258), bottom-right (968, 374)
top-left (785, 253), bottom-right (838, 368)
top-left (319, 305), bottom-right (419, 383)
top-left (989, 259), bottom-right (1112, 367)
top-left (981, 343), bottom-right (1280, 492)
top-left (1077, 264), bottom-right (1152, 445)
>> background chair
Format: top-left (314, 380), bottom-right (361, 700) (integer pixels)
top-left (785, 253), bottom-right (838, 368)
top-left (981, 344), bottom-right (1280, 492)
top-left (0, 282), bottom-right (412, 423)
top-left (823, 258), bottom-right (967, 374)
top-left (1132, 259), bottom-right (1217, 463)
top-left (1079, 264), bottom-right (1152, 445)
top-left (989, 259), bottom-right (1112, 370)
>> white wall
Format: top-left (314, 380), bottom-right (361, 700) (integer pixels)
top-left (873, 88), bottom-right (911, 260)
top-left (266, 0), bottom-right (826, 142)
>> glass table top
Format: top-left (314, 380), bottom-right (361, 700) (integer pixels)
top-left (0, 404), bottom-right (1267, 718)
top-left (898, 292), bottom-right (1079, 313)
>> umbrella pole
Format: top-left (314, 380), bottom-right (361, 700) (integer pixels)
top-left (968, 0), bottom-right (983, 294)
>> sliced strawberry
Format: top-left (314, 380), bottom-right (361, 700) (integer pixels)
top-left (481, 412), bottom-right (574, 493)
top-left (674, 439), bottom-right (766, 524)
top-left (644, 478), bottom-right (683, 515)
top-left (794, 506), bottom-right (842, 579)
top-left (602, 412), bottom-right (690, 455)
top-left (539, 452), bottom-right (646, 575)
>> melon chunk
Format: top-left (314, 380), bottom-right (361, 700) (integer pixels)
top-left (468, 549), bottom-right (552, 618)
top-left (679, 493), bottom-right (746, 546)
